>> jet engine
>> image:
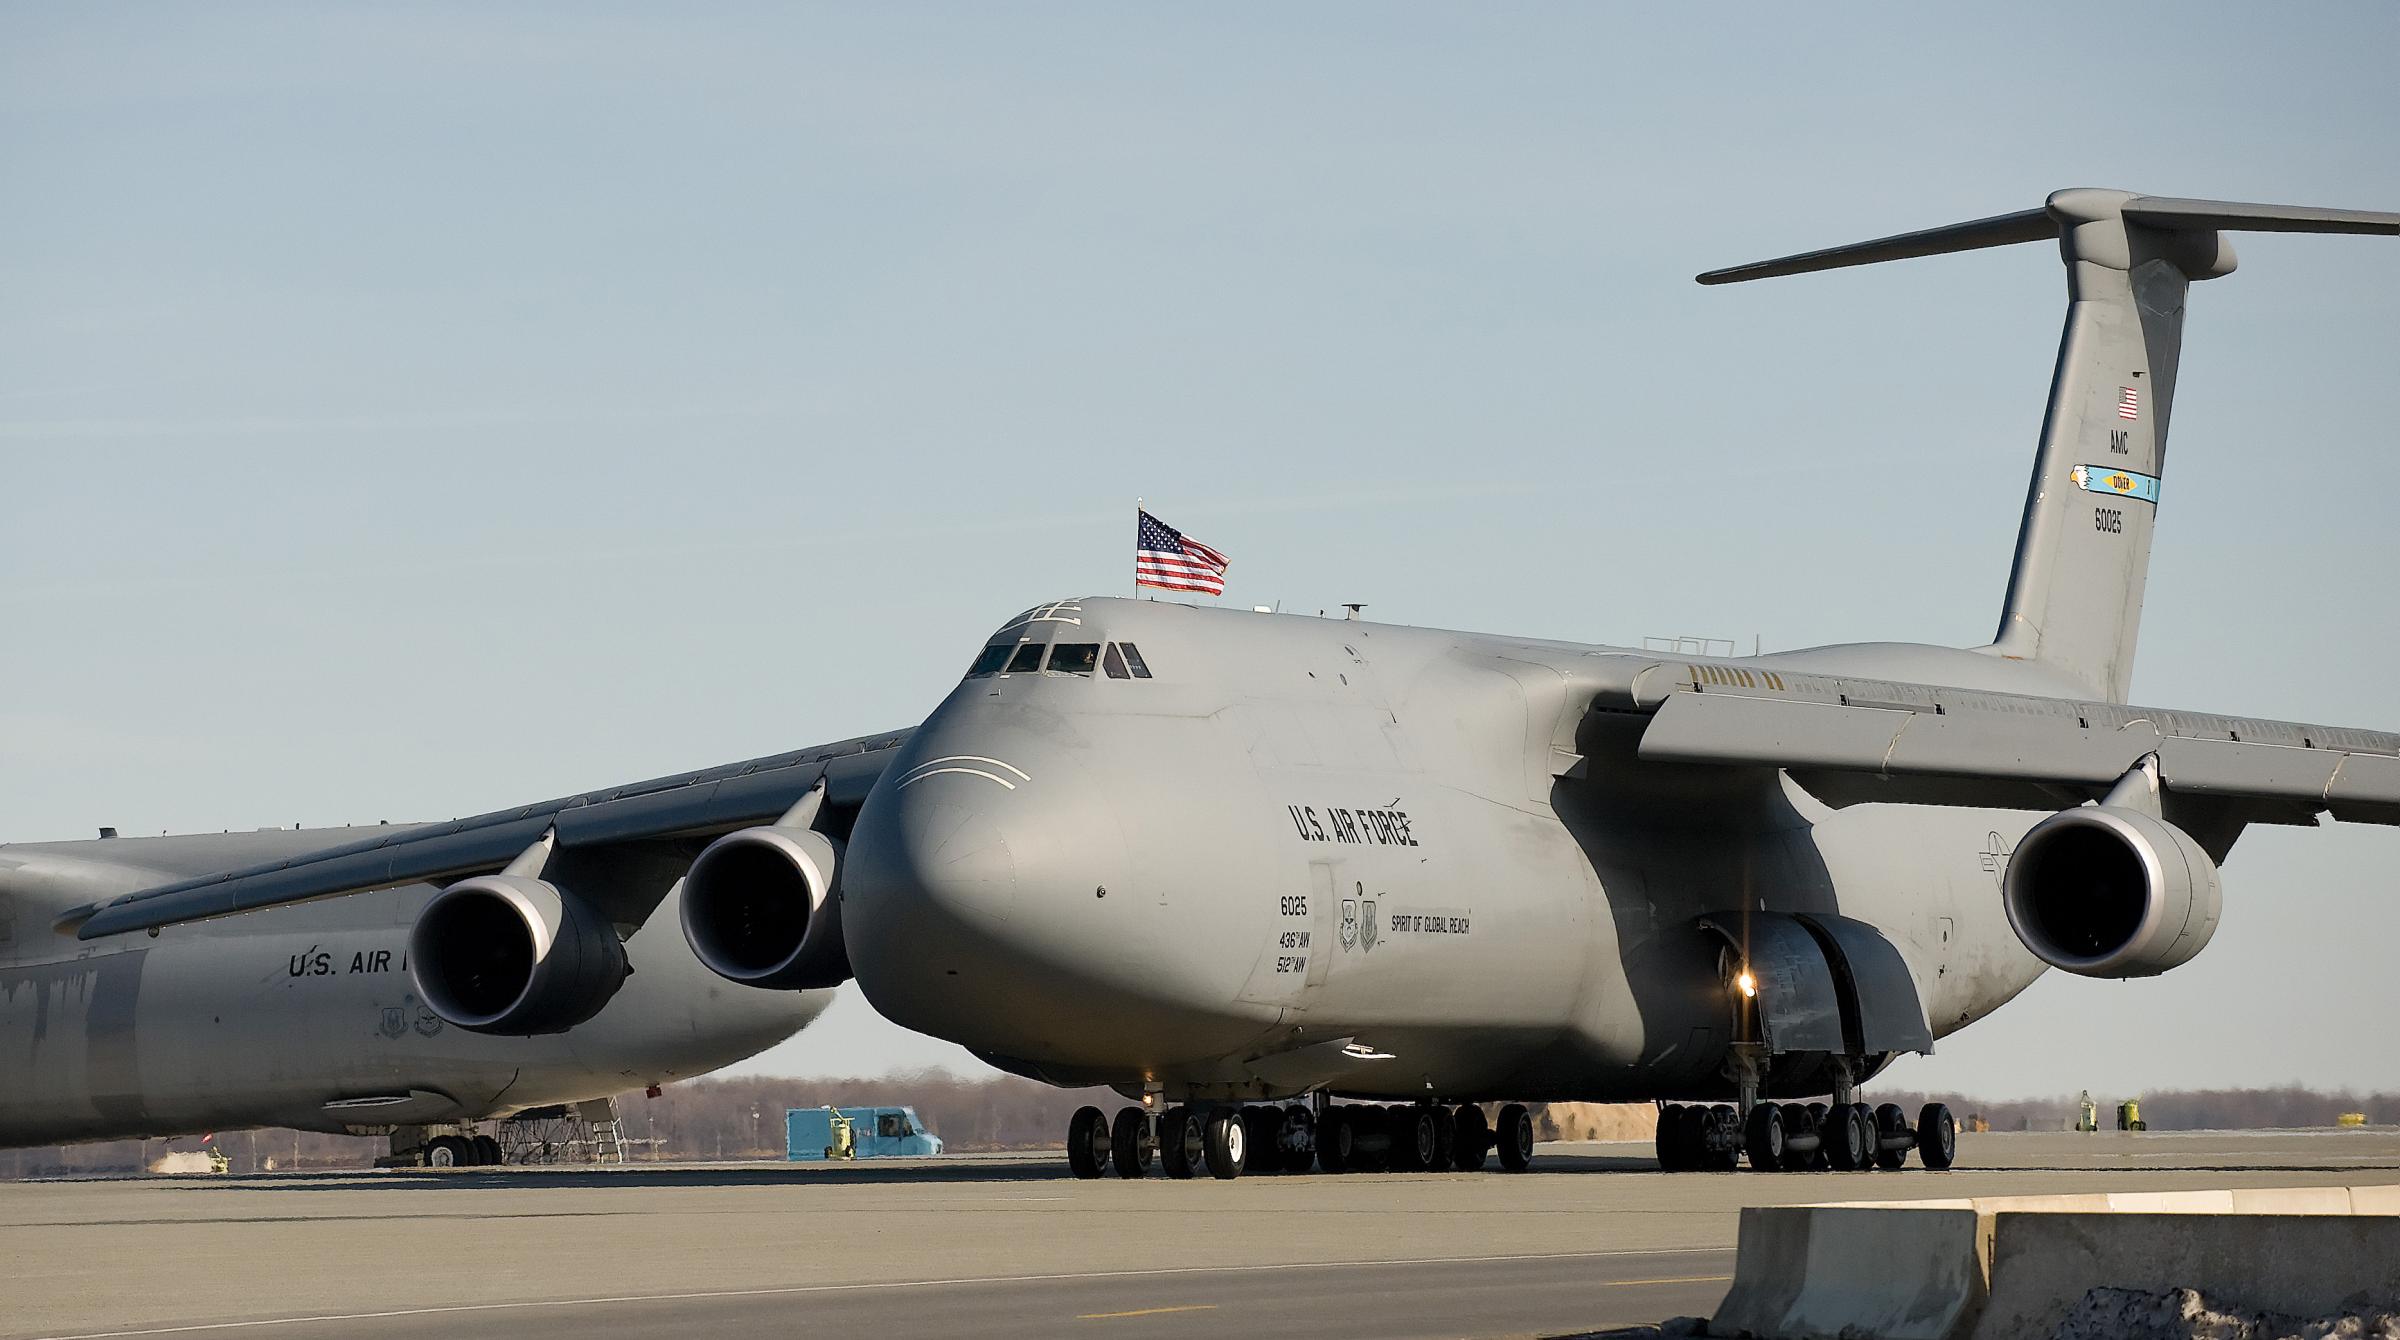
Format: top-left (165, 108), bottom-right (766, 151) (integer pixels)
top-left (679, 825), bottom-right (851, 990)
top-left (2002, 805), bottom-right (2222, 978)
top-left (408, 874), bottom-right (629, 1034)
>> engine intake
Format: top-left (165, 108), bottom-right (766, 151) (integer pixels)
top-left (680, 826), bottom-right (851, 990)
top-left (408, 875), bottom-right (628, 1034)
top-left (2002, 805), bottom-right (2222, 978)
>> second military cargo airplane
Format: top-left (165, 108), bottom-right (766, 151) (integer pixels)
top-left (2, 821), bottom-right (835, 1162)
top-left (67, 188), bottom-right (2400, 1179)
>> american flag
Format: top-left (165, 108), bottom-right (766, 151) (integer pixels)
top-left (1136, 509), bottom-right (1229, 596)
top-left (2117, 386), bottom-right (2141, 420)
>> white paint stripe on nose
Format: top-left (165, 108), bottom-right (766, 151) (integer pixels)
top-left (899, 754), bottom-right (1033, 790)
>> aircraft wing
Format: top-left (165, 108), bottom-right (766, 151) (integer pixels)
top-left (1611, 665), bottom-right (2400, 827)
top-left (71, 729), bottom-right (911, 939)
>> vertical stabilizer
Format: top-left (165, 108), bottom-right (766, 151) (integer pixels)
top-left (1701, 189), bottom-right (2400, 702)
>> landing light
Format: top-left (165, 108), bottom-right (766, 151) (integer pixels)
top-left (1736, 970), bottom-right (1758, 999)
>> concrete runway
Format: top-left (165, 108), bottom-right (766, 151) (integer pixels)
top-left (9, 1129), bottom-right (2398, 1340)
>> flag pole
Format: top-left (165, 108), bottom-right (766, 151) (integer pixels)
top-left (1134, 496), bottom-right (1143, 599)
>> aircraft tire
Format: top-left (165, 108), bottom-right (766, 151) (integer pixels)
top-left (1203, 1109), bottom-right (1247, 1180)
top-left (1655, 1104), bottom-right (1686, 1170)
top-left (1401, 1114), bottom-right (1430, 1176)
top-left (1317, 1108), bottom-right (1352, 1173)
top-left (1110, 1107), bottom-right (1152, 1179)
top-left (1281, 1105), bottom-right (1316, 1173)
top-left (1826, 1104), bottom-right (1868, 1170)
top-left (1917, 1103), bottom-right (1958, 1171)
top-left (1429, 1104), bottom-right (1456, 1171)
top-left (1242, 1106), bottom-right (1284, 1175)
top-left (1743, 1103), bottom-right (1783, 1171)
top-left (1805, 1103), bottom-right (1831, 1170)
top-left (1872, 1104), bottom-right (1910, 1170)
top-left (1496, 1103), bottom-right (1534, 1172)
top-left (1707, 1105), bottom-right (1742, 1171)
top-left (1159, 1107), bottom-right (1198, 1179)
top-left (471, 1135), bottom-right (502, 1166)
top-left (423, 1136), bottom-right (465, 1169)
top-left (1777, 1104), bottom-right (1816, 1171)
top-left (1452, 1104), bottom-right (1489, 1171)
top-left (1067, 1106), bottom-right (1109, 1179)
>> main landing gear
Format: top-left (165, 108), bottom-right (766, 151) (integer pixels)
top-left (1655, 1100), bottom-right (1957, 1172)
top-left (1064, 1100), bottom-right (1541, 1181)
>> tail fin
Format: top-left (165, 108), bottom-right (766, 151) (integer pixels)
top-left (1702, 189), bottom-right (2400, 702)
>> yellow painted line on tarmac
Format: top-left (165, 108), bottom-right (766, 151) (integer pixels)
top-left (1079, 1304), bottom-right (1219, 1320)
top-left (1606, 1275), bottom-right (1732, 1288)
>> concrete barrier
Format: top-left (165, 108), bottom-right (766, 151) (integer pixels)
top-left (1968, 1211), bottom-right (2400, 1340)
top-left (1710, 1205), bottom-right (1989, 1340)
top-left (1704, 1184), bottom-right (2400, 1340)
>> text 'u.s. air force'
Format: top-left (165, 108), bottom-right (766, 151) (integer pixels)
top-left (1286, 804), bottom-right (1419, 846)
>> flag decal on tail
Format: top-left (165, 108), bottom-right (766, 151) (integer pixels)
top-left (2071, 464), bottom-right (2160, 505)
top-left (2117, 386), bottom-right (2141, 420)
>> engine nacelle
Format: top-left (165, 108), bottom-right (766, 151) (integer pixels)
top-left (679, 826), bottom-right (851, 990)
top-left (2002, 805), bottom-right (2223, 978)
top-left (408, 874), bottom-right (629, 1034)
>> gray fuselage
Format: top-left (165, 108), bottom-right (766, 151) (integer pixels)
top-left (0, 829), bottom-right (825, 1147)
top-left (844, 597), bottom-right (2073, 1103)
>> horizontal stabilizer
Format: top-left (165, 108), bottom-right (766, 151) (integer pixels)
top-left (1699, 190), bottom-right (2400, 286)
top-left (1697, 207), bottom-right (2055, 285)
top-left (2120, 197), bottom-right (2400, 236)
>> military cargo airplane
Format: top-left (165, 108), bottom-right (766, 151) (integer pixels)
top-left (2, 824), bottom-right (830, 1163)
top-left (63, 189), bottom-right (2400, 1180)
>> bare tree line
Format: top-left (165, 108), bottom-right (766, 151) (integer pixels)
top-left (7, 1078), bottom-right (2392, 1179)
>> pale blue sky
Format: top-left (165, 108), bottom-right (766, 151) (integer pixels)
top-left (5, 5), bottom-right (2397, 1097)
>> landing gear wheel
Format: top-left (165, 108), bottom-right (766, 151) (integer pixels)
top-left (1393, 1107), bottom-right (1438, 1172)
top-left (1778, 1104), bottom-right (1817, 1172)
top-left (1110, 1107), bottom-right (1152, 1178)
top-left (424, 1136), bottom-right (466, 1168)
top-left (1826, 1103), bottom-right (1869, 1170)
top-left (1707, 1105), bottom-right (1742, 1171)
top-left (1318, 1108), bottom-right (1353, 1172)
top-left (471, 1135), bottom-right (502, 1166)
top-left (1917, 1103), bottom-right (1958, 1171)
top-left (1656, 1104), bottom-right (1687, 1170)
top-left (1804, 1103), bottom-right (1831, 1170)
top-left (1872, 1103), bottom-right (1910, 1170)
top-left (1282, 1105), bottom-right (1316, 1173)
top-left (1067, 1105), bottom-right (1109, 1179)
top-left (1496, 1103), bottom-right (1535, 1172)
top-left (1744, 1103), bottom-right (1784, 1171)
top-left (1452, 1105), bottom-right (1490, 1172)
top-left (1242, 1106), bottom-right (1285, 1175)
top-left (1159, 1107), bottom-right (1200, 1179)
top-left (1429, 1104), bottom-right (1457, 1171)
top-left (1203, 1109), bottom-right (1247, 1179)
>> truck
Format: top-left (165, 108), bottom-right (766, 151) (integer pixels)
top-left (786, 1106), bottom-right (943, 1161)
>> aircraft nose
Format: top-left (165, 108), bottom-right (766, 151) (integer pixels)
top-left (841, 727), bottom-right (1136, 1053)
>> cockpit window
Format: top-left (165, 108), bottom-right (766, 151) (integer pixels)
top-left (967, 644), bottom-right (1013, 677)
top-left (1049, 643), bottom-right (1100, 676)
top-left (1005, 643), bottom-right (1046, 674)
top-left (1102, 644), bottom-right (1131, 679)
top-left (1117, 642), bottom-right (1153, 678)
